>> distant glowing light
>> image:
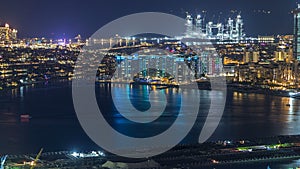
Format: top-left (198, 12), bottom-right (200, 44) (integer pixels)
top-left (71, 152), bottom-right (79, 157)
top-left (289, 92), bottom-right (298, 96)
top-left (57, 39), bottom-right (66, 46)
top-left (98, 151), bottom-right (105, 156)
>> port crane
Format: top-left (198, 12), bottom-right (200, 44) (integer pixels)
top-left (0, 155), bottom-right (7, 169)
top-left (30, 148), bottom-right (43, 169)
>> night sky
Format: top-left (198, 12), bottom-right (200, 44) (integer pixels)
top-left (0, 0), bottom-right (298, 39)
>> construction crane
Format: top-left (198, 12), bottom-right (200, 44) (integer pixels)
top-left (30, 148), bottom-right (43, 169)
top-left (0, 155), bottom-right (7, 169)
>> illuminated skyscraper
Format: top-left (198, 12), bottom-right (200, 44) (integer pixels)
top-left (185, 14), bottom-right (193, 37)
top-left (195, 15), bottom-right (203, 34)
top-left (0, 23), bottom-right (17, 41)
top-left (235, 15), bottom-right (244, 41)
top-left (184, 13), bottom-right (245, 41)
top-left (243, 51), bottom-right (260, 63)
top-left (293, 4), bottom-right (300, 61)
top-left (227, 18), bottom-right (234, 39)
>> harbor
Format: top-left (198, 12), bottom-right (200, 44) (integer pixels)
top-left (3, 135), bottom-right (300, 168)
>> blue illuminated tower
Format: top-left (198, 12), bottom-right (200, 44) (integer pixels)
top-left (185, 14), bottom-right (193, 37)
top-left (235, 15), bottom-right (244, 41)
top-left (195, 14), bottom-right (203, 34)
top-left (294, 4), bottom-right (300, 61)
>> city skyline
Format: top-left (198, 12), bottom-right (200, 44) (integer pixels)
top-left (4, 1), bottom-right (300, 168)
top-left (0, 0), bottom-right (298, 39)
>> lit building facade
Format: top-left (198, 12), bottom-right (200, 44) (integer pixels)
top-left (0, 23), bottom-right (17, 41)
top-left (274, 48), bottom-right (293, 62)
top-left (258, 36), bottom-right (275, 43)
top-left (243, 51), bottom-right (260, 63)
top-left (234, 62), bottom-right (295, 86)
top-left (293, 4), bottom-right (300, 61)
top-left (113, 55), bottom-right (194, 84)
top-left (112, 53), bottom-right (223, 84)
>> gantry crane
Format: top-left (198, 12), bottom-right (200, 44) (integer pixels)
top-left (30, 148), bottom-right (43, 169)
top-left (0, 155), bottom-right (7, 169)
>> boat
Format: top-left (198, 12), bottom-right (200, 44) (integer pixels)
top-left (289, 91), bottom-right (300, 99)
top-left (156, 86), bottom-right (168, 90)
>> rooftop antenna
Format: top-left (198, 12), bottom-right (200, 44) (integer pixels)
top-left (202, 10), bottom-right (207, 20)
top-left (217, 12), bottom-right (222, 23)
top-left (195, 9), bottom-right (199, 15)
top-left (185, 11), bottom-right (189, 18)
top-left (202, 10), bottom-right (207, 31)
top-left (180, 8), bottom-right (186, 16)
top-left (225, 12), bottom-right (231, 23)
top-left (212, 14), bottom-right (216, 23)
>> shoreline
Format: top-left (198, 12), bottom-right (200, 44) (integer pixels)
top-left (5, 135), bottom-right (300, 168)
top-left (1, 79), bottom-right (294, 99)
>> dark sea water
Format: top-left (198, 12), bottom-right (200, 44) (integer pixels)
top-left (1, 81), bottom-right (300, 168)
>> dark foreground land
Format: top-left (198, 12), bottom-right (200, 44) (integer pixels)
top-left (4, 135), bottom-right (300, 169)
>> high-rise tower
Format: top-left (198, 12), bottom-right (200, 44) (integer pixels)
top-left (294, 4), bottom-right (300, 61)
top-left (195, 15), bottom-right (203, 34)
top-left (185, 14), bottom-right (193, 37)
top-left (235, 15), bottom-right (244, 41)
top-left (0, 23), bottom-right (18, 41)
top-left (227, 18), bottom-right (234, 40)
